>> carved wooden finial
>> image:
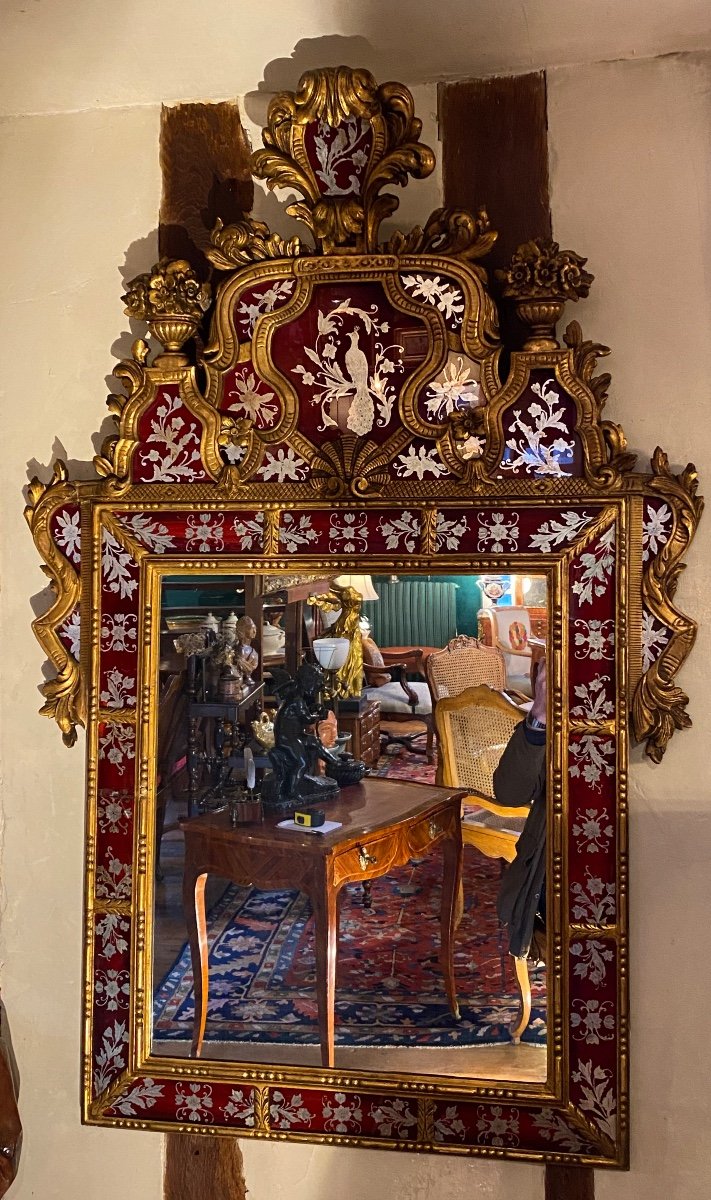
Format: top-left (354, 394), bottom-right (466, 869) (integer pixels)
top-left (122, 257), bottom-right (211, 362)
top-left (252, 67), bottom-right (435, 254)
top-left (497, 238), bottom-right (593, 350)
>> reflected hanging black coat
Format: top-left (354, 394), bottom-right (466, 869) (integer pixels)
top-left (494, 721), bottom-right (546, 959)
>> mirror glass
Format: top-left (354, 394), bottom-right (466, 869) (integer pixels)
top-left (151, 570), bottom-right (549, 1085)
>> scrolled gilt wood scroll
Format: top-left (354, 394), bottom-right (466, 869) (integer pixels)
top-left (25, 67), bottom-right (702, 1166)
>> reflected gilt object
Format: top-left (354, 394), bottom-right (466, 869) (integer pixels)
top-left (175, 616), bottom-right (259, 700)
top-left (335, 573), bottom-right (379, 635)
top-left (311, 582), bottom-right (366, 698)
top-left (234, 615), bottom-right (259, 685)
top-left (251, 710), bottom-right (276, 750)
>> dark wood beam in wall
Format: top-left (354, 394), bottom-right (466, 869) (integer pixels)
top-left (439, 71), bottom-right (552, 353)
top-left (545, 1164), bottom-right (596, 1200)
top-left (164, 1133), bottom-right (247, 1200)
top-left (159, 100), bottom-right (254, 278)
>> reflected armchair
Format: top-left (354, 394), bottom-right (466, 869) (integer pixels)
top-left (435, 684), bottom-right (537, 1042)
top-left (426, 635), bottom-right (507, 704)
top-left (361, 636), bottom-right (434, 762)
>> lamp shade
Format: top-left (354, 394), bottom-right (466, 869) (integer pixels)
top-left (312, 637), bottom-right (350, 671)
top-left (334, 574), bottom-right (379, 601)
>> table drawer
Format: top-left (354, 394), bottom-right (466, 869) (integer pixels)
top-left (407, 807), bottom-right (459, 856)
top-left (333, 831), bottom-right (403, 888)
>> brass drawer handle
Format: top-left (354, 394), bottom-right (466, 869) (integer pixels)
top-left (358, 846), bottom-right (377, 871)
top-left (428, 819), bottom-right (441, 841)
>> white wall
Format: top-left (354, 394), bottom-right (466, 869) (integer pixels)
top-left (0, 106), bottom-right (164, 1197)
top-left (1, 14), bottom-right (709, 1199)
top-left (548, 53), bottom-right (711, 1200)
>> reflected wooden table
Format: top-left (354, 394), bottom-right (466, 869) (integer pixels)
top-left (181, 778), bottom-right (466, 1068)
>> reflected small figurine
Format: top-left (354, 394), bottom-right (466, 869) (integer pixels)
top-left (235, 615), bottom-right (259, 686)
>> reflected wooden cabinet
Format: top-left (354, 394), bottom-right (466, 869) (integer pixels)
top-left (337, 700), bottom-right (380, 766)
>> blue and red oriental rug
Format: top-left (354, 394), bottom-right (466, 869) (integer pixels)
top-left (153, 845), bottom-right (546, 1050)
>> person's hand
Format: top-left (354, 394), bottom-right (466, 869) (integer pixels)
top-left (529, 659), bottom-right (547, 725)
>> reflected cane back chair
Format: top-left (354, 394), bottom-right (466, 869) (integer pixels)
top-left (435, 684), bottom-right (536, 1042)
top-left (426, 636), bottom-right (509, 775)
top-left (426, 635), bottom-right (507, 700)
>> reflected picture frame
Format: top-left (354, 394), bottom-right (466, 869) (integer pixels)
top-left (25, 67), bottom-right (702, 1167)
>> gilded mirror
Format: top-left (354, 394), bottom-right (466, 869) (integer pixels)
top-left (25, 67), bottom-right (702, 1167)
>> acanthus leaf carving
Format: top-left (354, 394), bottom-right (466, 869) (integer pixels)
top-left (252, 67), bottom-right (435, 254)
top-left (563, 320), bottom-right (611, 411)
top-left (562, 320), bottom-right (637, 487)
top-left (632, 448), bottom-right (704, 761)
top-left (207, 215), bottom-right (310, 269)
top-left (383, 206), bottom-right (497, 275)
top-left (94, 345), bottom-right (153, 484)
top-left (24, 460), bottom-right (85, 746)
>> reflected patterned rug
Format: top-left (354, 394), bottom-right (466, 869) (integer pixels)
top-left (153, 844), bottom-right (546, 1048)
top-left (373, 739), bottom-right (437, 785)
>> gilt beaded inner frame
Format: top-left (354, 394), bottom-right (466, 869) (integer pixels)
top-left (26, 68), bottom-right (702, 1166)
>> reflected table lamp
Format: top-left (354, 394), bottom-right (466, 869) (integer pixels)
top-left (334, 574), bottom-right (379, 635)
top-left (312, 637), bottom-right (351, 707)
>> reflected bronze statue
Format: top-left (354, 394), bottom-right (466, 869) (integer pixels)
top-left (261, 662), bottom-right (340, 810)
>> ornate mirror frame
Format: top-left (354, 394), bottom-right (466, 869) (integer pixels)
top-left (26, 68), bottom-right (702, 1167)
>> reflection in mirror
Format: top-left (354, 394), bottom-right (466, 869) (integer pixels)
top-left (151, 571), bottom-right (549, 1085)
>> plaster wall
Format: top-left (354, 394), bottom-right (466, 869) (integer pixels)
top-left (1, 31), bottom-right (709, 1200)
top-left (1, 0), bottom-right (711, 114)
top-left (547, 53), bottom-right (711, 1200)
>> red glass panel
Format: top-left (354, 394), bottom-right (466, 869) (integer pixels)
top-left (270, 281), bottom-right (430, 446)
top-left (220, 360), bottom-right (282, 429)
top-left (229, 278), bottom-right (296, 345)
top-left (303, 118), bottom-right (373, 197)
top-left (499, 370), bottom-right (583, 478)
top-left (50, 503), bottom-right (81, 570)
top-left (133, 385), bottom-right (210, 483)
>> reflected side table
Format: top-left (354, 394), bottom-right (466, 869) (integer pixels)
top-left (181, 778), bottom-right (465, 1068)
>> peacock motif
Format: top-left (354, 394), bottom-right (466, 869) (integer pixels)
top-left (291, 299), bottom-right (404, 436)
top-left (344, 330), bottom-right (374, 435)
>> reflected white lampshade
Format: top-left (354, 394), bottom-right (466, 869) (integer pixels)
top-left (334, 574), bottom-right (379, 601)
top-left (312, 637), bottom-right (350, 671)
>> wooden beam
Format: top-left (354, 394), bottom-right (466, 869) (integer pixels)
top-left (442, 73), bottom-right (595, 1199)
top-left (545, 1163), bottom-right (595, 1200)
top-left (164, 1135), bottom-right (247, 1200)
top-left (159, 100), bottom-right (254, 277)
top-left (439, 71), bottom-right (552, 352)
top-left (160, 99), bottom-right (252, 1200)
